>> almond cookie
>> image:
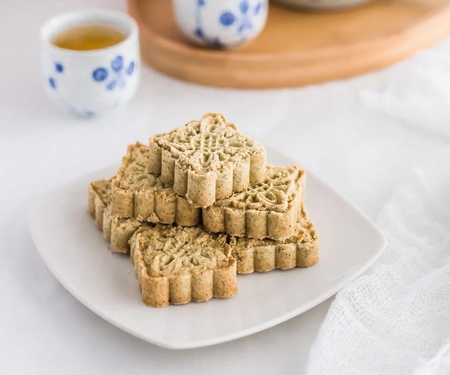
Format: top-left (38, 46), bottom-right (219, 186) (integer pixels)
top-left (111, 142), bottom-right (200, 227)
top-left (148, 113), bottom-right (266, 207)
top-left (129, 225), bottom-right (237, 307)
top-left (203, 165), bottom-right (305, 240)
top-left (229, 209), bottom-right (319, 274)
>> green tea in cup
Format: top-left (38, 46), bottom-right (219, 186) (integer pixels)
top-left (52, 23), bottom-right (126, 51)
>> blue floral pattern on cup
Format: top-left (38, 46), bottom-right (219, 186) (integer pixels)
top-left (48, 62), bottom-right (95, 117)
top-left (194, 0), bottom-right (265, 47)
top-left (48, 62), bottom-right (63, 89)
top-left (55, 62), bottom-right (64, 73)
top-left (92, 55), bottom-right (135, 92)
top-left (47, 56), bottom-right (135, 117)
top-left (46, 56), bottom-right (136, 117)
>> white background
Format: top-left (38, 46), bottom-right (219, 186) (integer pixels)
top-left (2, 0), bottom-right (450, 374)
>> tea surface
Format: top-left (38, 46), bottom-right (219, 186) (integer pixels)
top-left (52, 23), bottom-right (126, 50)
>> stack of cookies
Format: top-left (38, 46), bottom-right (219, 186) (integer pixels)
top-left (88, 113), bottom-right (319, 308)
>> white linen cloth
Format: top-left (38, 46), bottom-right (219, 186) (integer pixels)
top-left (361, 52), bottom-right (450, 138)
top-left (307, 146), bottom-right (450, 374)
top-left (306, 45), bottom-right (450, 374)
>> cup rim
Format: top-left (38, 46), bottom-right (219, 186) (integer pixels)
top-left (40, 8), bottom-right (138, 55)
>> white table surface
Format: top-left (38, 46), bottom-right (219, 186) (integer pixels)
top-left (2, 1), bottom-right (450, 374)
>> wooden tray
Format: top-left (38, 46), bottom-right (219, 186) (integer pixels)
top-left (128, 0), bottom-right (450, 88)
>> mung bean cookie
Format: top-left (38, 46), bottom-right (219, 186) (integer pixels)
top-left (88, 179), bottom-right (111, 230)
top-left (111, 143), bottom-right (200, 227)
top-left (203, 165), bottom-right (305, 240)
top-left (229, 208), bottom-right (319, 274)
top-left (88, 180), bottom-right (140, 253)
top-left (130, 224), bottom-right (237, 307)
top-left (148, 113), bottom-right (266, 207)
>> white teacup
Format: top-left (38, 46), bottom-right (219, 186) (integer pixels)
top-left (173, 0), bottom-right (268, 49)
top-left (40, 9), bottom-right (140, 117)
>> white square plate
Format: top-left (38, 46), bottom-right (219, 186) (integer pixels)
top-left (27, 147), bottom-right (386, 349)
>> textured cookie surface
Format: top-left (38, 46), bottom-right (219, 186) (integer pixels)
top-left (203, 165), bottom-right (305, 240)
top-left (88, 179), bottom-right (140, 254)
top-left (230, 209), bottom-right (319, 274)
top-left (130, 225), bottom-right (237, 307)
top-left (88, 179), bottom-right (111, 230)
top-left (111, 143), bottom-right (200, 227)
top-left (149, 113), bottom-right (267, 207)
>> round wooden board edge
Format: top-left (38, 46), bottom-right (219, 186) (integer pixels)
top-left (128, 0), bottom-right (450, 89)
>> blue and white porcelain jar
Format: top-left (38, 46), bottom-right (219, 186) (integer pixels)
top-left (40, 10), bottom-right (140, 117)
top-left (173, 0), bottom-right (268, 49)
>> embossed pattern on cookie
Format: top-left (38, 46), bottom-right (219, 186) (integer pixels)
top-left (111, 143), bottom-right (200, 227)
top-left (130, 225), bottom-right (237, 308)
top-left (229, 209), bottom-right (319, 274)
top-left (148, 113), bottom-right (266, 207)
top-left (203, 165), bottom-right (305, 240)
